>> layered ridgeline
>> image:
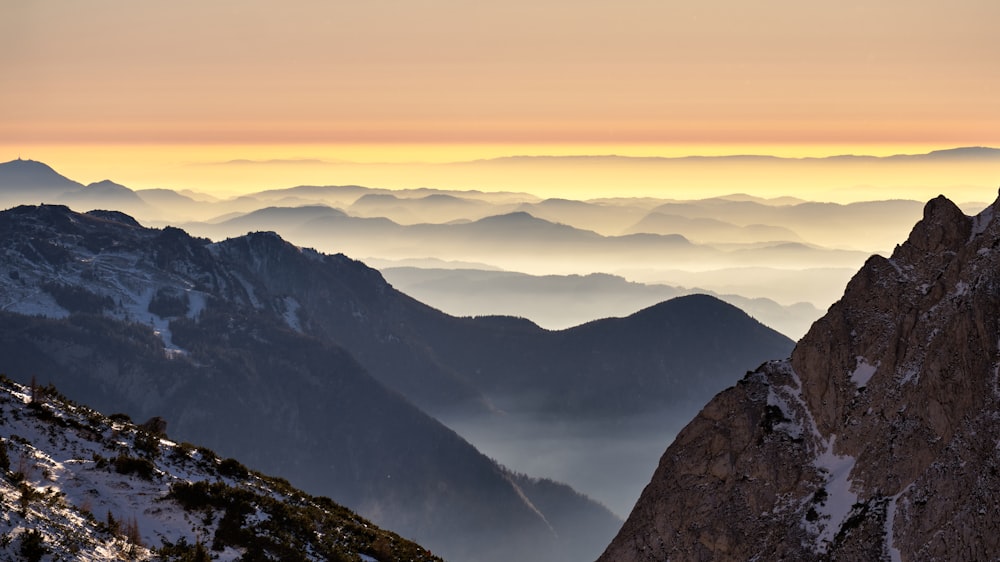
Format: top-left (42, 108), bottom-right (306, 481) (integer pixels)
top-left (600, 194), bottom-right (1000, 561)
top-left (0, 376), bottom-right (437, 562)
top-left (0, 205), bottom-right (794, 561)
top-left (0, 205), bottom-right (621, 562)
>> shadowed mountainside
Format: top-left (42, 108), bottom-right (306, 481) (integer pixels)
top-left (600, 193), bottom-right (1000, 560)
top-left (0, 205), bottom-right (621, 562)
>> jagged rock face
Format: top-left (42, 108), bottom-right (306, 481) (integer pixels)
top-left (601, 194), bottom-right (1000, 561)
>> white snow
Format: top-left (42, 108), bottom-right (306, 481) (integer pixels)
top-left (186, 289), bottom-right (207, 319)
top-left (883, 484), bottom-right (912, 562)
top-left (766, 385), bottom-right (804, 440)
top-left (953, 281), bottom-right (969, 297)
top-left (769, 360), bottom-right (864, 554)
top-left (971, 205), bottom-right (994, 237)
top-left (0, 377), bottom-right (407, 562)
top-left (282, 296), bottom-right (303, 332)
top-left (900, 367), bottom-right (920, 385)
top-left (809, 436), bottom-right (859, 553)
top-left (232, 272), bottom-right (261, 308)
top-left (849, 357), bottom-right (878, 388)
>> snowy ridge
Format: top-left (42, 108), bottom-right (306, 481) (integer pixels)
top-left (0, 376), bottom-right (439, 561)
top-left (0, 207), bottom-right (308, 355)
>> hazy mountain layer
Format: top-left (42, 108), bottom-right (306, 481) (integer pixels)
top-left (0, 157), bottom-right (956, 316)
top-left (601, 194), bottom-right (1000, 560)
top-left (0, 205), bottom-right (620, 562)
top-left (380, 266), bottom-right (822, 338)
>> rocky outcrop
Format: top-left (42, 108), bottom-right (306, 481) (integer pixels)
top-left (600, 193), bottom-right (1000, 561)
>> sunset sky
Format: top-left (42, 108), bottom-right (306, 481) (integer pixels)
top-left (2, 0), bottom-right (998, 196)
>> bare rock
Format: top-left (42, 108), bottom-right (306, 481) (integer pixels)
top-left (600, 193), bottom-right (1000, 561)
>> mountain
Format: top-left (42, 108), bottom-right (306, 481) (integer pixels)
top-left (600, 193), bottom-right (1000, 560)
top-left (423, 294), bottom-right (793, 418)
top-left (379, 267), bottom-right (821, 338)
top-left (623, 212), bottom-right (803, 244)
top-left (513, 198), bottom-right (650, 235)
top-left (348, 192), bottom-right (506, 224)
top-left (647, 198), bottom-right (925, 253)
top-left (0, 158), bottom-right (84, 205)
top-left (0, 376), bottom-right (439, 562)
top-left (182, 207), bottom-right (869, 275)
top-left (0, 205), bottom-right (620, 562)
top-left (57, 179), bottom-right (154, 218)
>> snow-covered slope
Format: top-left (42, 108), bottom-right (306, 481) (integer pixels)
top-left (600, 193), bottom-right (1000, 561)
top-left (0, 376), bottom-right (438, 561)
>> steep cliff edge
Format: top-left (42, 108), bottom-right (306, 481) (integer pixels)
top-left (600, 193), bottom-right (1000, 561)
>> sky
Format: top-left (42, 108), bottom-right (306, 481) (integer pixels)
top-left (2, 0), bottom-right (999, 196)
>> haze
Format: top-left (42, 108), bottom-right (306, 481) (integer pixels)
top-left (3, 0), bottom-right (1000, 547)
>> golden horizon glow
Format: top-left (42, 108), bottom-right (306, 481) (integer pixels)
top-left (3, 1), bottom-right (999, 200)
top-left (4, 142), bottom-right (999, 206)
top-left (5, 3), bottom-right (1000, 143)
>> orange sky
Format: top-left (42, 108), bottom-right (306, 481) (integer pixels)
top-left (2, 1), bottom-right (999, 194)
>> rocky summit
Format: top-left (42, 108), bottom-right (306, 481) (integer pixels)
top-left (600, 193), bottom-right (1000, 561)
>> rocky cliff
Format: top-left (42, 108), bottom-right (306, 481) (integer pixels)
top-left (600, 193), bottom-right (1000, 561)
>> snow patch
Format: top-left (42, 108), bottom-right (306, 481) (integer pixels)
top-left (884, 484), bottom-right (912, 562)
top-left (953, 281), bottom-right (969, 297)
top-left (809, 436), bottom-right (859, 554)
top-left (766, 385), bottom-right (804, 440)
top-left (972, 205), bottom-right (994, 237)
top-left (232, 272), bottom-right (261, 308)
top-left (282, 296), bottom-right (303, 332)
top-left (850, 357), bottom-right (878, 388)
top-left (186, 290), bottom-right (207, 319)
top-left (900, 367), bottom-right (920, 385)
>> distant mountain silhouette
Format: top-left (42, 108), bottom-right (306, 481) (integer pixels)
top-left (380, 266), bottom-right (821, 338)
top-left (57, 179), bottom-right (152, 215)
top-left (0, 158), bottom-right (83, 202)
top-left (420, 294), bottom-right (794, 417)
top-left (624, 211), bottom-right (803, 243)
top-left (473, 146), bottom-right (1000, 164)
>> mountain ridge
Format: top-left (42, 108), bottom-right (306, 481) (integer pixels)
top-left (0, 204), bottom-right (622, 562)
top-left (0, 375), bottom-right (440, 561)
top-left (599, 191), bottom-right (1000, 560)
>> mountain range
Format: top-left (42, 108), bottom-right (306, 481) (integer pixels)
top-left (0, 156), bottom-right (961, 329)
top-left (600, 193), bottom-right (1000, 560)
top-left (0, 203), bottom-right (793, 560)
top-left (2, 155), bottom-right (998, 559)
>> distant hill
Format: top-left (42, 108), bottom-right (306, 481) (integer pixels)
top-left (0, 158), bottom-right (83, 204)
top-left (380, 266), bottom-right (821, 339)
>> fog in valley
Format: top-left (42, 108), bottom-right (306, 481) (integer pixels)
top-left (441, 409), bottom-right (693, 518)
top-left (1, 150), bottom-right (999, 559)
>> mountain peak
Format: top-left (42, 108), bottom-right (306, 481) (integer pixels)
top-left (602, 192), bottom-right (1000, 560)
top-left (880, 194), bottom-right (972, 265)
top-left (85, 179), bottom-right (132, 192)
top-left (0, 158), bottom-right (82, 195)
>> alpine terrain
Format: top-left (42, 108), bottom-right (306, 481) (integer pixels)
top-left (0, 204), bottom-right (622, 562)
top-left (600, 193), bottom-right (1000, 561)
top-left (0, 375), bottom-right (438, 561)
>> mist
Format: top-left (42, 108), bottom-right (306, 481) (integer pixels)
top-left (441, 408), bottom-right (695, 518)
